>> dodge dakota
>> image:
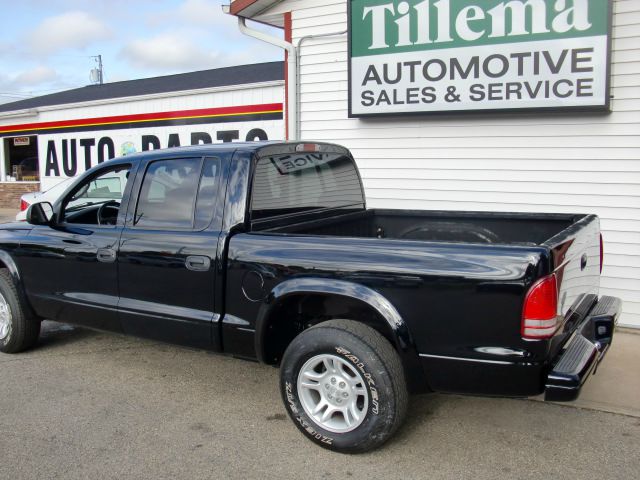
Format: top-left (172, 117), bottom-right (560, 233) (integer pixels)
top-left (0, 142), bottom-right (621, 452)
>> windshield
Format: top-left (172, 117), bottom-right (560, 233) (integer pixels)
top-left (43, 177), bottom-right (73, 197)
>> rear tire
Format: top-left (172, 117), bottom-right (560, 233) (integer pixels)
top-left (280, 319), bottom-right (408, 453)
top-left (0, 269), bottom-right (40, 354)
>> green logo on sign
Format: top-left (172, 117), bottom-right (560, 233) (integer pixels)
top-left (351, 0), bottom-right (608, 56)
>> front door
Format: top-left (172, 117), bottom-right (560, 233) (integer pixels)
top-left (117, 155), bottom-right (224, 350)
top-left (18, 161), bottom-right (135, 331)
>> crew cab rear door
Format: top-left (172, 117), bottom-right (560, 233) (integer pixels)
top-left (117, 154), bottom-right (226, 350)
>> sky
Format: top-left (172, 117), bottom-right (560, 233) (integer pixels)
top-left (0, 0), bottom-right (283, 104)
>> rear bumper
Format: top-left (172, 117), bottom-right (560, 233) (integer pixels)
top-left (545, 296), bottom-right (622, 402)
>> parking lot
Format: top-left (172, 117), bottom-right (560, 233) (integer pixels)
top-left (1, 321), bottom-right (638, 480)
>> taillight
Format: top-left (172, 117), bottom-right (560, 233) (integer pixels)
top-left (522, 274), bottom-right (559, 339)
top-left (20, 199), bottom-right (29, 211)
top-left (599, 233), bottom-right (604, 274)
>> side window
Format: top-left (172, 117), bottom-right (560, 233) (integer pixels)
top-left (63, 164), bottom-right (131, 225)
top-left (134, 157), bottom-right (219, 229)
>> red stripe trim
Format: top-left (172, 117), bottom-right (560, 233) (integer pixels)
top-left (0, 103), bottom-right (283, 135)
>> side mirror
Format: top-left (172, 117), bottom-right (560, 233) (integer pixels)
top-left (26, 202), bottom-right (54, 226)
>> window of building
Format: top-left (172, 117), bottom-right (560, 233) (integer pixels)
top-left (3, 136), bottom-right (39, 181)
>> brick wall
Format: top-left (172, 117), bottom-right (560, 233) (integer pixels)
top-left (0, 183), bottom-right (40, 208)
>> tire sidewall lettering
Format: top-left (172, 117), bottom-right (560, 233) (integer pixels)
top-left (285, 381), bottom-right (334, 445)
top-left (335, 346), bottom-right (380, 415)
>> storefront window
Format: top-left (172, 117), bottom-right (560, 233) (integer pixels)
top-left (3, 136), bottom-right (39, 181)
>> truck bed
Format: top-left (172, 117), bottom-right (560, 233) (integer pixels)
top-left (260, 209), bottom-right (585, 246)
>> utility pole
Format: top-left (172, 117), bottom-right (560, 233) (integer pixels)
top-left (97, 55), bottom-right (103, 84)
top-left (90, 55), bottom-right (104, 85)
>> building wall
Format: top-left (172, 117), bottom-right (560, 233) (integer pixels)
top-left (266, 0), bottom-right (640, 327)
top-left (0, 182), bottom-right (39, 209)
top-left (0, 81), bottom-right (285, 192)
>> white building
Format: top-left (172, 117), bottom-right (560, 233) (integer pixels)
top-left (0, 62), bottom-right (284, 198)
top-left (228, 0), bottom-right (640, 328)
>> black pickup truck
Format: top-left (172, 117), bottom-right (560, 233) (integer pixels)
top-left (0, 142), bottom-right (621, 452)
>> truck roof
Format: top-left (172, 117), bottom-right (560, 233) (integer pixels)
top-left (104, 141), bottom-right (351, 165)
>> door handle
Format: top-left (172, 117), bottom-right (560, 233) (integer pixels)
top-left (97, 248), bottom-right (117, 263)
top-left (186, 255), bottom-right (211, 272)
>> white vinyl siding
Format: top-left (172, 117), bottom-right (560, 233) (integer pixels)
top-left (261, 0), bottom-right (640, 327)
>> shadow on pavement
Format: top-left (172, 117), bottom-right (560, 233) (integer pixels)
top-left (37, 320), bottom-right (102, 351)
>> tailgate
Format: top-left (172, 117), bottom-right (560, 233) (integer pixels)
top-left (544, 215), bottom-right (602, 343)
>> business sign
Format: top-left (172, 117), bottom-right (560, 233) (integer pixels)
top-left (348, 0), bottom-right (612, 116)
top-left (0, 103), bottom-right (284, 190)
top-left (35, 121), bottom-right (283, 191)
top-left (13, 136), bottom-right (30, 146)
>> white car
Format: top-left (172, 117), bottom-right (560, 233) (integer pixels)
top-left (16, 178), bottom-right (74, 221)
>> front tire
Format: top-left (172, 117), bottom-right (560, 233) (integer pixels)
top-left (280, 320), bottom-right (408, 453)
top-left (0, 269), bottom-right (40, 354)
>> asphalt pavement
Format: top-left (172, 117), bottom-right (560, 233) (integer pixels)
top-left (1, 321), bottom-right (638, 480)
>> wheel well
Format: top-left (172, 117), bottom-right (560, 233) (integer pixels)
top-left (0, 260), bottom-right (15, 283)
top-left (261, 293), bottom-right (397, 366)
top-left (0, 257), bottom-right (40, 320)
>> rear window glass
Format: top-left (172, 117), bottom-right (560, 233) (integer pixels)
top-left (251, 153), bottom-right (364, 220)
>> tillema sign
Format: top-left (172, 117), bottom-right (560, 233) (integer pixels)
top-left (348, 0), bottom-right (612, 117)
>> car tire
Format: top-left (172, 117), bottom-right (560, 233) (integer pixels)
top-left (280, 319), bottom-right (408, 453)
top-left (0, 269), bottom-right (41, 354)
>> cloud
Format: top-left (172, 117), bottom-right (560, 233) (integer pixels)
top-left (0, 66), bottom-right (62, 104)
top-left (14, 66), bottom-right (58, 86)
top-left (27, 11), bottom-right (112, 54)
top-left (147, 0), bottom-right (227, 28)
top-left (125, 0), bottom-right (283, 75)
top-left (120, 33), bottom-right (222, 71)
top-left (178, 0), bottom-right (227, 27)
